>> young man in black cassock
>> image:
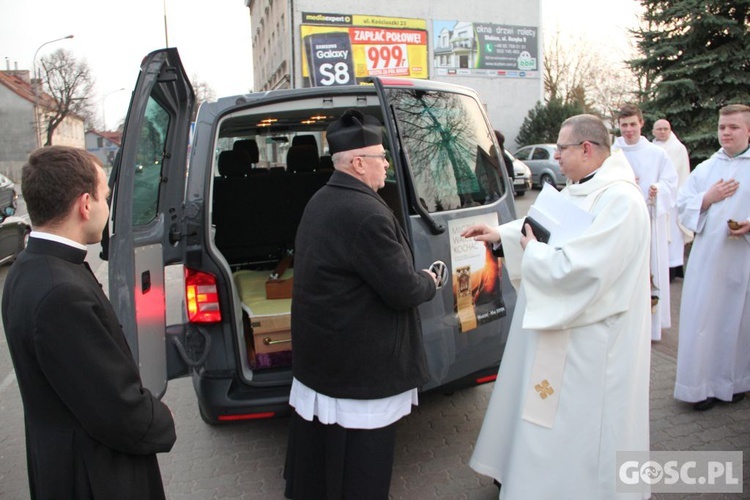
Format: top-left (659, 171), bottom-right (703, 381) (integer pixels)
top-left (2, 146), bottom-right (176, 499)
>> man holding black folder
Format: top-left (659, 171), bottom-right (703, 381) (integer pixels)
top-left (464, 114), bottom-right (652, 499)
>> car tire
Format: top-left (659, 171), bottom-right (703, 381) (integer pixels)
top-left (540, 174), bottom-right (555, 188)
top-left (515, 190), bottom-right (525, 197)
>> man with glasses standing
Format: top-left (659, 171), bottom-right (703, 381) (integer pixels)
top-left (614, 104), bottom-right (678, 341)
top-left (284, 109), bottom-right (438, 499)
top-left (464, 114), bottom-right (651, 499)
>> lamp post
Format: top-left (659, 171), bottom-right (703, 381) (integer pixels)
top-left (32, 34), bottom-right (74, 148)
top-left (102, 88), bottom-right (125, 132)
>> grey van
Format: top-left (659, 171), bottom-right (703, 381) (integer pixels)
top-left (105, 48), bottom-right (518, 424)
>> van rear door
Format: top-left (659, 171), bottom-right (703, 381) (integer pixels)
top-left (108, 48), bottom-right (194, 397)
top-left (372, 78), bottom-right (517, 390)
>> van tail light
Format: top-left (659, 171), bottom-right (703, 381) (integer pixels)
top-left (185, 268), bottom-right (222, 323)
top-left (476, 374), bottom-right (497, 385)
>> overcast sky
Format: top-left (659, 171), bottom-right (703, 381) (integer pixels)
top-left (0, 0), bottom-right (642, 130)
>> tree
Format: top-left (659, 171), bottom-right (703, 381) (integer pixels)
top-left (39, 49), bottom-right (95, 146)
top-left (191, 74), bottom-right (216, 121)
top-left (629, 0), bottom-right (750, 165)
top-left (544, 32), bottom-right (596, 112)
top-left (588, 61), bottom-right (642, 127)
top-left (515, 99), bottom-right (583, 147)
top-left (529, 30), bottom-right (641, 142)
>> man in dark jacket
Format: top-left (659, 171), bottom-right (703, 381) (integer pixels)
top-left (284, 109), bottom-right (438, 499)
top-left (2, 146), bottom-right (176, 499)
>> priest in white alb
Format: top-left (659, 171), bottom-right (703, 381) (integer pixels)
top-left (463, 114), bottom-right (652, 499)
top-left (652, 119), bottom-right (693, 276)
top-left (674, 104), bottom-right (750, 411)
top-left (614, 104), bottom-right (678, 341)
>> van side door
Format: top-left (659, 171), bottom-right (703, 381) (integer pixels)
top-left (108, 48), bottom-right (194, 397)
top-left (373, 79), bottom-right (518, 390)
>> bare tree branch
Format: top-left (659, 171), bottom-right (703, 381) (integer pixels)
top-left (39, 49), bottom-right (95, 145)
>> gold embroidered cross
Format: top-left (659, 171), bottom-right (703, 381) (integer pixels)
top-left (535, 379), bottom-right (555, 400)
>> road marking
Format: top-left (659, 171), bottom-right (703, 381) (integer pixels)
top-left (0, 370), bottom-right (17, 394)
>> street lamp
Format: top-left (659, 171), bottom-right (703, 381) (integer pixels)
top-left (102, 88), bottom-right (125, 132)
top-left (32, 34), bottom-right (74, 147)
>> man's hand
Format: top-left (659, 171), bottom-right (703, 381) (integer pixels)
top-left (649, 184), bottom-right (658, 200)
top-left (461, 224), bottom-right (501, 244)
top-left (729, 219), bottom-right (750, 237)
top-left (520, 223), bottom-right (537, 250)
top-left (702, 178), bottom-right (739, 210)
top-left (423, 269), bottom-right (439, 286)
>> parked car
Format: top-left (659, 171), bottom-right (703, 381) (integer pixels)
top-left (507, 150), bottom-right (531, 196)
top-left (0, 173), bottom-right (17, 216)
top-left (513, 143), bottom-right (566, 188)
top-left (0, 215), bottom-right (30, 266)
top-left (0, 173), bottom-right (29, 266)
top-left (105, 48), bottom-right (520, 424)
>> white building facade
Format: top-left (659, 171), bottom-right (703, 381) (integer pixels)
top-left (246, 0), bottom-right (543, 147)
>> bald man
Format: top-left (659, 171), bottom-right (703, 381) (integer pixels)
top-left (653, 119), bottom-right (692, 279)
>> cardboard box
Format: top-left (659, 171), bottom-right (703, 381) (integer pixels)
top-left (265, 276), bottom-right (293, 300)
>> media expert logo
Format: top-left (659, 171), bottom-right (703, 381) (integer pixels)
top-left (616, 451), bottom-right (743, 494)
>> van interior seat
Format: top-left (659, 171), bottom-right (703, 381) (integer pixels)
top-left (233, 139), bottom-right (260, 164)
top-left (292, 134), bottom-right (318, 148)
top-left (318, 155), bottom-right (334, 171)
top-left (212, 166), bottom-right (332, 266)
top-left (286, 144), bottom-right (320, 173)
top-left (217, 150), bottom-right (251, 178)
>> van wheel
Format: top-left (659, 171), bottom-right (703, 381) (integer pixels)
top-left (540, 174), bottom-right (555, 187)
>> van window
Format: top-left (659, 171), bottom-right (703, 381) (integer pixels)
top-left (132, 96), bottom-right (170, 226)
top-left (386, 89), bottom-right (505, 213)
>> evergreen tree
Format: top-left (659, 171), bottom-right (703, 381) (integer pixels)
top-left (629, 0), bottom-right (750, 166)
top-left (515, 99), bottom-right (583, 148)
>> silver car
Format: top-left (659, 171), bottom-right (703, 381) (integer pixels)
top-left (507, 150), bottom-right (531, 196)
top-left (513, 143), bottom-right (567, 188)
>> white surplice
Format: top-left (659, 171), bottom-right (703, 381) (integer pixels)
top-left (614, 136), bottom-right (678, 340)
top-left (469, 151), bottom-right (652, 500)
top-left (674, 147), bottom-right (750, 402)
top-left (653, 132), bottom-right (693, 260)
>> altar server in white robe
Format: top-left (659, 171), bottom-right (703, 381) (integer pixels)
top-left (463, 114), bottom-right (652, 500)
top-left (614, 104), bottom-right (678, 341)
top-left (674, 104), bottom-right (750, 411)
top-left (652, 119), bottom-right (693, 272)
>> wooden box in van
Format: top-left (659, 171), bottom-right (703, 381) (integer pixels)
top-left (234, 270), bottom-right (292, 354)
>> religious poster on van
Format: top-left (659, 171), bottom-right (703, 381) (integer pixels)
top-left (432, 20), bottom-right (539, 79)
top-left (448, 213), bottom-right (506, 333)
top-left (300, 12), bottom-right (429, 87)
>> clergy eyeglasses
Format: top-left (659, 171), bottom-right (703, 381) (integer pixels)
top-left (356, 152), bottom-right (389, 160)
top-left (556, 140), bottom-right (601, 152)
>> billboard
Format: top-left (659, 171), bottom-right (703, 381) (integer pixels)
top-left (301, 12), bottom-right (429, 87)
top-left (433, 20), bottom-right (539, 78)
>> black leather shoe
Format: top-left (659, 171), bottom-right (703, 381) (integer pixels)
top-left (693, 398), bottom-right (717, 411)
top-left (730, 393), bottom-right (745, 404)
